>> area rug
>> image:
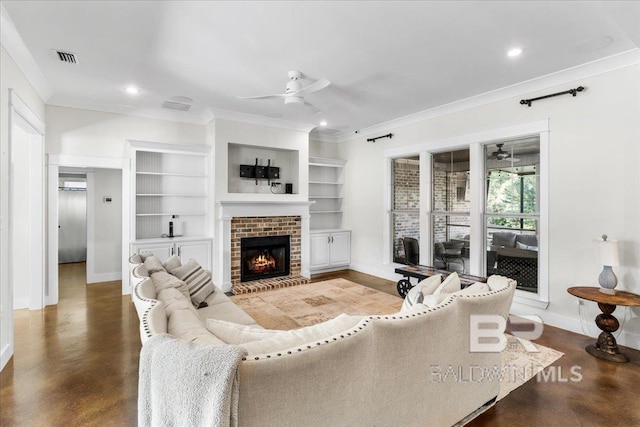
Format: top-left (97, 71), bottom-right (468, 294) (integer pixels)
top-left (230, 278), bottom-right (563, 400)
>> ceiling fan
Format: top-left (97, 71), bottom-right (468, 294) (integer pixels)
top-left (489, 143), bottom-right (520, 162)
top-left (237, 70), bottom-right (330, 114)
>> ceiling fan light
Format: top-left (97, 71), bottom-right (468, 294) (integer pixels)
top-left (284, 96), bottom-right (304, 105)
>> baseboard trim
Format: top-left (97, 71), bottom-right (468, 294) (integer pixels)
top-left (1, 343), bottom-right (13, 372)
top-left (348, 262), bottom-right (401, 282)
top-left (86, 272), bottom-right (121, 284)
top-left (511, 301), bottom-right (640, 351)
top-left (13, 298), bottom-right (29, 310)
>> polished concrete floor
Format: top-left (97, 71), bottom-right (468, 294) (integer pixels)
top-left (1, 264), bottom-right (639, 425)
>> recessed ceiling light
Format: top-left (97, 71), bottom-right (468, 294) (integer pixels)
top-left (507, 47), bottom-right (523, 58)
top-left (125, 86), bottom-right (139, 95)
top-left (319, 121), bottom-right (327, 126)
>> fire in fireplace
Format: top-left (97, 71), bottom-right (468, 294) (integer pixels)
top-left (240, 235), bottom-right (290, 282)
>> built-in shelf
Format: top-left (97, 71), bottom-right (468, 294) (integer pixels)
top-left (136, 194), bottom-right (207, 197)
top-left (309, 156), bottom-right (346, 231)
top-left (131, 142), bottom-right (212, 240)
top-left (136, 213), bottom-right (207, 217)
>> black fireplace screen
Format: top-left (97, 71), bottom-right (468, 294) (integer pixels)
top-left (240, 235), bottom-right (290, 282)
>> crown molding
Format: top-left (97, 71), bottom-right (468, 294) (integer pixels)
top-left (209, 108), bottom-right (315, 133)
top-left (46, 98), bottom-right (212, 125)
top-left (336, 48), bottom-right (640, 143)
top-left (1, 4), bottom-right (52, 102)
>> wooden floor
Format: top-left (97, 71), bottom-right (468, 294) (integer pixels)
top-left (1, 265), bottom-right (639, 426)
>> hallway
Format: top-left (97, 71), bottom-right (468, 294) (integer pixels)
top-left (0, 263), bottom-right (140, 425)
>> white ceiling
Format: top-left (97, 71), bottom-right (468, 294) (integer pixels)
top-left (2, 1), bottom-right (639, 141)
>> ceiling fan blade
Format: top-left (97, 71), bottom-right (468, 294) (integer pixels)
top-left (304, 100), bottom-right (322, 114)
top-left (236, 93), bottom-right (286, 100)
top-left (291, 78), bottom-right (331, 97)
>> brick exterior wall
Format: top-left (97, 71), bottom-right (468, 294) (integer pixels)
top-left (230, 216), bottom-right (301, 285)
top-left (393, 159), bottom-right (420, 260)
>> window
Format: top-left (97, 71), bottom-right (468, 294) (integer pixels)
top-left (431, 149), bottom-right (470, 273)
top-left (391, 158), bottom-right (420, 264)
top-left (485, 138), bottom-right (540, 293)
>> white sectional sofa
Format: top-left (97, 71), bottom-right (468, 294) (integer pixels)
top-left (130, 253), bottom-right (516, 427)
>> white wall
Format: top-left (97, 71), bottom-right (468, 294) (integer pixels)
top-left (0, 45), bottom-right (46, 370)
top-left (45, 105), bottom-right (207, 158)
top-left (310, 139), bottom-right (340, 158)
top-left (339, 64), bottom-right (640, 349)
top-left (87, 169), bottom-right (122, 283)
top-left (214, 118), bottom-right (309, 202)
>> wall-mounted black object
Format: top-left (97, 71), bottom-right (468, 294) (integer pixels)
top-left (285, 183), bottom-right (293, 194)
top-left (520, 86), bottom-right (584, 107)
top-left (239, 158), bottom-right (280, 185)
top-left (367, 133), bottom-right (394, 143)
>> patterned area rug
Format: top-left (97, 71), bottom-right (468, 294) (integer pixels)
top-left (230, 278), bottom-right (563, 400)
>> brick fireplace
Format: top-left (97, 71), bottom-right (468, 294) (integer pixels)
top-left (231, 216), bottom-right (301, 286)
top-left (216, 201), bottom-right (313, 294)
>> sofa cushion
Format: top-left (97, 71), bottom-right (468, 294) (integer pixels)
top-left (197, 301), bottom-right (259, 326)
top-left (170, 259), bottom-right (216, 307)
top-left (205, 319), bottom-right (274, 344)
top-left (515, 234), bottom-right (538, 248)
top-left (163, 254), bottom-right (182, 271)
top-left (156, 287), bottom-right (197, 317)
top-left (492, 232), bottom-right (517, 248)
top-left (516, 241), bottom-right (538, 251)
top-left (241, 313), bottom-right (362, 355)
top-left (150, 271), bottom-right (191, 301)
top-left (167, 306), bottom-right (225, 345)
top-left (144, 255), bottom-right (166, 275)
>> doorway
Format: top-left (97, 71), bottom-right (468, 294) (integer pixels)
top-left (58, 171), bottom-right (87, 264)
top-left (9, 97), bottom-right (45, 311)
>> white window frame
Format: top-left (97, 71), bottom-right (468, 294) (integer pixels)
top-left (383, 119), bottom-right (549, 308)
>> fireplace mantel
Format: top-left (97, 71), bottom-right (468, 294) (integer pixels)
top-left (217, 200), bottom-right (314, 218)
top-left (214, 200), bottom-right (312, 292)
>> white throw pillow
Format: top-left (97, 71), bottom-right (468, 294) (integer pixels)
top-left (171, 259), bottom-right (216, 307)
top-left (205, 319), bottom-right (274, 344)
top-left (453, 282), bottom-right (490, 295)
top-left (417, 274), bottom-right (443, 297)
top-left (423, 272), bottom-right (461, 307)
top-left (516, 241), bottom-right (538, 251)
top-left (163, 254), bottom-right (182, 271)
top-left (242, 313), bottom-right (362, 355)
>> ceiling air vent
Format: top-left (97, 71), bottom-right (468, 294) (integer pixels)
top-left (162, 101), bottom-right (191, 111)
top-left (54, 50), bottom-right (78, 64)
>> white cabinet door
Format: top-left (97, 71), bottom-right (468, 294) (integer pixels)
top-left (177, 240), bottom-right (212, 271)
top-left (330, 232), bottom-right (351, 266)
top-left (310, 233), bottom-right (331, 269)
top-left (132, 242), bottom-right (174, 262)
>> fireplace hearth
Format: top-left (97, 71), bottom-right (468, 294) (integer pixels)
top-left (241, 235), bottom-right (290, 282)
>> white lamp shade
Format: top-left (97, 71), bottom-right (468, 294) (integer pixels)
top-left (594, 238), bottom-right (620, 267)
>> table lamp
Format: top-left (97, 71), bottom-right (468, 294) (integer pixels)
top-left (594, 234), bottom-right (620, 295)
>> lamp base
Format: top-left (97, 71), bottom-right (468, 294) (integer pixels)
top-left (598, 265), bottom-right (618, 295)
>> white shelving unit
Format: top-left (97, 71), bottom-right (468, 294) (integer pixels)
top-left (308, 157), bottom-right (350, 272)
top-left (129, 141), bottom-right (213, 268)
top-left (309, 156), bottom-right (346, 231)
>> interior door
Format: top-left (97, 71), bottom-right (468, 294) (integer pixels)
top-left (58, 189), bottom-right (87, 263)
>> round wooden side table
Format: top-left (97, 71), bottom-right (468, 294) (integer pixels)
top-left (567, 286), bottom-right (640, 363)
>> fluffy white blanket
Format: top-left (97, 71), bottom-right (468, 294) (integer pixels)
top-left (138, 334), bottom-right (247, 427)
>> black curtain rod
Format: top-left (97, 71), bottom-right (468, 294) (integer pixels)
top-left (367, 133), bottom-right (394, 143)
top-left (520, 86), bottom-right (584, 107)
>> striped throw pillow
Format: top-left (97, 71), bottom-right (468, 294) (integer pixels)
top-left (170, 259), bottom-right (215, 307)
